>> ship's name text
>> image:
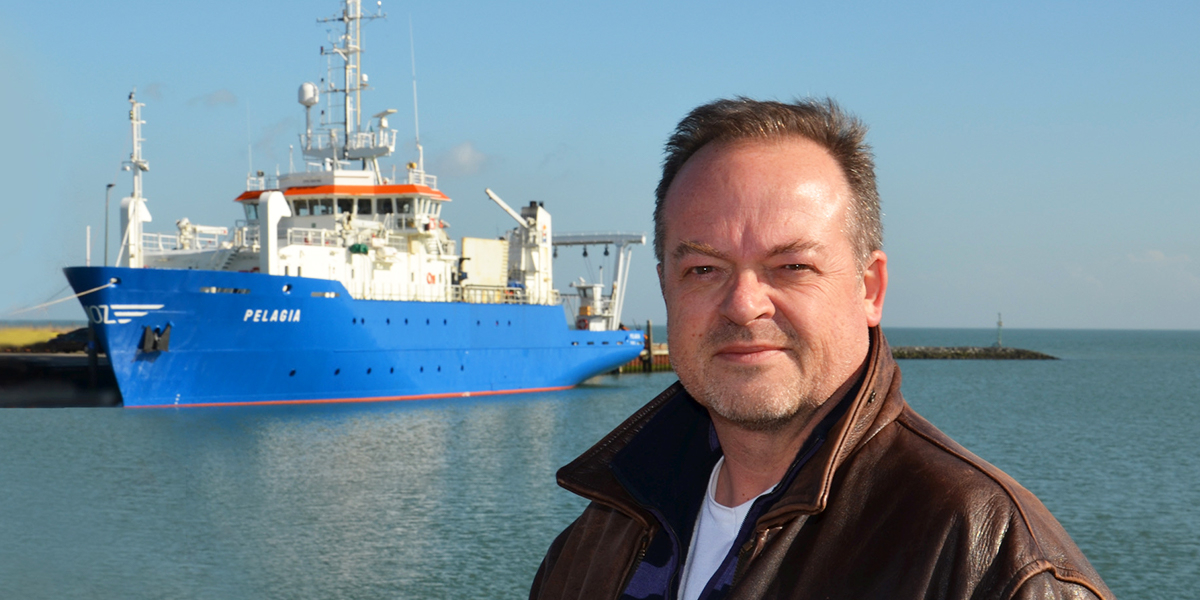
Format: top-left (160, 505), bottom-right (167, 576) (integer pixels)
top-left (244, 309), bottom-right (301, 322)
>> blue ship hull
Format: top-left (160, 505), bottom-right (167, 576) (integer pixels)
top-left (64, 266), bottom-right (645, 408)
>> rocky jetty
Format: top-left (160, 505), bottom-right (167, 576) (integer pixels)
top-left (891, 346), bottom-right (1056, 360)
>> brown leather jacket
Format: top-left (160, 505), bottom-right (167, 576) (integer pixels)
top-left (531, 328), bottom-right (1113, 599)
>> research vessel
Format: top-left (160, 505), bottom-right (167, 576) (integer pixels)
top-left (63, 0), bottom-right (645, 407)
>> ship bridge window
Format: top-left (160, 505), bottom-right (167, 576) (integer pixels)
top-left (358, 198), bottom-right (373, 215)
top-left (313, 199), bottom-right (333, 215)
top-left (293, 199), bottom-right (311, 216)
top-left (244, 202), bottom-right (259, 221)
top-left (337, 198), bottom-right (354, 215)
top-left (399, 200), bottom-right (412, 215)
top-left (378, 198), bottom-right (394, 214)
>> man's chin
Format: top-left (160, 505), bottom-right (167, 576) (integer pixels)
top-left (710, 407), bottom-right (803, 432)
top-left (693, 384), bottom-right (810, 432)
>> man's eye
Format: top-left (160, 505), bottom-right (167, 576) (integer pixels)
top-left (783, 264), bottom-right (811, 272)
top-left (688, 266), bottom-right (715, 275)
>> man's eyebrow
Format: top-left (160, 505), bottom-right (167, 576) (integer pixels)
top-left (672, 239), bottom-right (823, 261)
top-left (672, 240), bottom-right (727, 261)
top-left (767, 240), bottom-right (821, 257)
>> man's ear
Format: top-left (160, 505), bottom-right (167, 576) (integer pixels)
top-left (861, 250), bottom-right (887, 327)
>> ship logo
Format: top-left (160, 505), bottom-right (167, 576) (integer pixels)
top-left (85, 304), bottom-right (165, 325)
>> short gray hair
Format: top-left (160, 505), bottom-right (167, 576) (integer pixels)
top-left (654, 97), bottom-right (882, 268)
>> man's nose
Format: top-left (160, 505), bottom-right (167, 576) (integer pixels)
top-left (719, 270), bottom-right (775, 326)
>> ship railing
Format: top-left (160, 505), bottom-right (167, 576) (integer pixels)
top-left (347, 130), bottom-right (396, 152)
top-left (455, 285), bottom-right (524, 304)
top-left (244, 173), bottom-right (279, 192)
top-left (301, 130), bottom-right (338, 153)
top-left (178, 230), bottom-right (226, 250)
top-left (405, 169), bottom-right (437, 189)
top-left (287, 227), bottom-right (341, 247)
top-left (141, 232), bottom-right (180, 252)
top-left (383, 215), bottom-right (420, 232)
top-left (362, 281), bottom-right (450, 303)
top-left (141, 231), bottom-right (224, 252)
top-left (234, 224), bottom-right (260, 248)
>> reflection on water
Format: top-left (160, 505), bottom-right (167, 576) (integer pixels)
top-left (1, 330), bottom-right (1197, 598)
top-left (0, 373), bottom-right (676, 598)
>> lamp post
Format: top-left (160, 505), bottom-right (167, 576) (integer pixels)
top-left (104, 183), bottom-right (115, 266)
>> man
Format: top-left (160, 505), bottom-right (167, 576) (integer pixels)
top-left (531, 98), bottom-right (1112, 599)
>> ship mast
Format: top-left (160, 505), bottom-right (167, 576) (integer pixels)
top-left (127, 90), bottom-right (149, 200)
top-left (117, 89), bottom-right (152, 269)
top-left (302, 0), bottom-right (392, 175)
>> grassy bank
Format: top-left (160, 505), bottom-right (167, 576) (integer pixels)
top-left (0, 327), bottom-right (76, 349)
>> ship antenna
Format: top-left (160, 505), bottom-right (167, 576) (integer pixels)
top-left (245, 100), bottom-right (255, 187)
top-left (409, 15), bottom-right (423, 173)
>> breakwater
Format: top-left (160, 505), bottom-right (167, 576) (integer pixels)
top-left (620, 344), bottom-right (1057, 372)
top-left (891, 346), bottom-right (1057, 360)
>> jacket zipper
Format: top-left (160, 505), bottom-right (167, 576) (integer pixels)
top-left (732, 526), bottom-right (783, 584)
top-left (615, 533), bottom-right (652, 600)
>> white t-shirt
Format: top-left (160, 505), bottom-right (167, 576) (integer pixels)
top-left (677, 457), bottom-right (776, 600)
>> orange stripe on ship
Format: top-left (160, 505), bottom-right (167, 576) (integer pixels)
top-left (235, 184), bottom-right (451, 202)
top-left (126, 385), bottom-right (574, 409)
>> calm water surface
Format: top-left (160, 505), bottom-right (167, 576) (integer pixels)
top-left (0, 328), bottom-right (1195, 598)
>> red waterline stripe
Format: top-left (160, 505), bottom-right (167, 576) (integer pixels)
top-left (126, 385), bottom-right (576, 409)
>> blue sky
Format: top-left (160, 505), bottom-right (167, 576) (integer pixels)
top-left (2, 0), bottom-right (1197, 329)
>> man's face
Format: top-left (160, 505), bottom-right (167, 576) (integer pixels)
top-left (658, 137), bottom-right (886, 431)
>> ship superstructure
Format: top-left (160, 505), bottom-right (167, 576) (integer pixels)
top-left (64, 0), bottom-right (644, 407)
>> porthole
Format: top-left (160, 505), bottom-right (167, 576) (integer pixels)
top-left (289, 369), bottom-right (296, 377)
top-left (335, 368), bottom-right (341, 375)
top-left (367, 368), bottom-right (372, 374)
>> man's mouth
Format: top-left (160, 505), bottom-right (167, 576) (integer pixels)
top-left (713, 344), bottom-right (788, 364)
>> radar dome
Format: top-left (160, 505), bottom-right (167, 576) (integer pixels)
top-left (298, 82), bottom-right (319, 107)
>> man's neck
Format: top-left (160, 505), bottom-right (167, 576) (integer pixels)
top-left (709, 363), bottom-right (867, 508)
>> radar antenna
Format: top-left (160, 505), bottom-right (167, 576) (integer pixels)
top-left (409, 15), bottom-right (423, 173)
top-left (300, 0), bottom-right (395, 177)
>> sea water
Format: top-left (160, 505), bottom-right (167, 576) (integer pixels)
top-left (0, 328), bottom-right (1195, 598)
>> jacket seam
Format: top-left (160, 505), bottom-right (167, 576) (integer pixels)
top-left (891, 411), bottom-right (1052, 566)
top-left (1005, 560), bottom-right (1110, 600)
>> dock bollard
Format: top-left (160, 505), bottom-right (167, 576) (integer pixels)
top-left (642, 319), bottom-right (653, 373)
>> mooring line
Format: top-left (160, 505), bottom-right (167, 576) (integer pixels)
top-left (4, 281), bottom-right (117, 318)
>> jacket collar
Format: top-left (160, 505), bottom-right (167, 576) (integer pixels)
top-left (556, 326), bottom-right (904, 527)
top-left (758, 326), bottom-right (903, 524)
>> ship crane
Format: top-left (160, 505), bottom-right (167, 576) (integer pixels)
top-left (551, 232), bottom-right (646, 331)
